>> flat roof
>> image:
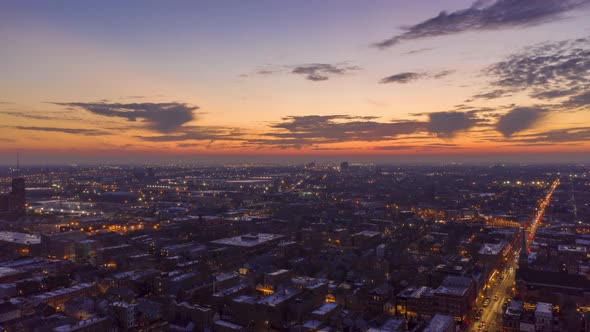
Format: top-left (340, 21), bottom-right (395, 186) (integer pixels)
top-left (558, 245), bottom-right (587, 253)
top-left (535, 302), bottom-right (552, 314)
top-left (211, 233), bottom-right (284, 247)
top-left (410, 286), bottom-right (435, 299)
top-left (258, 287), bottom-right (301, 307)
top-left (214, 320), bottom-right (244, 330)
top-left (34, 283), bottom-right (94, 301)
top-left (312, 302), bottom-right (338, 316)
top-left (212, 283), bottom-right (248, 297)
top-left (267, 269), bottom-right (290, 276)
top-left (353, 230), bottom-right (380, 237)
top-left (232, 295), bottom-right (257, 304)
top-left (0, 258), bottom-right (43, 268)
top-left (424, 314), bottom-right (454, 332)
top-left (479, 242), bottom-right (505, 255)
top-left (171, 272), bottom-right (197, 282)
top-left (435, 285), bottom-right (468, 297)
top-left (303, 320), bottom-right (322, 329)
top-left (292, 276), bottom-right (327, 290)
top-left (53, 317), bottom-right (109, 332)
top-left (0, 231), bottom-right (41, 245)
top-left (0, 267), bottom-right (24, 278)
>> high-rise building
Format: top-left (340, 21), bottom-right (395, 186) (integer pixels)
top-left (147, 167), bottom-right (155, 178)
top-left (9, 178), bottom-right (26, 216)
top-left (0, 178), bottom-right (26, 219)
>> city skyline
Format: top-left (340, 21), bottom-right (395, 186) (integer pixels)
top-left (2, 0), bottom-right (590, 164)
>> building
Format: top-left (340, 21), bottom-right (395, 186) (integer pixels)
top-left (503, 300), bottom-right (557, 332)
top-left (0, 267), bottom-right (31, 283)
top-left (110, 302), bottom-right (137, 330)
top-left (423, 314), bottom-right (454, 332)
top-left (52, 316), bottom-right (111, 332)
top-left (33, 283), bottom-right (99, 309)
top-left (258, 269), bottom-right (291, 294)
top-left (433, 276), bottom-right (475, 322)
top-left (0, 302), bottom-right (21, 324)
top-left (214, 320), bottom-right (246, 332)
top-left (0, 178), bottom-right (26, 220)
top-left (171, 301), bottom-right (213, 332)
top-left (399, 286), bottom-right (435, 320)
top-left (535, 302), bottom-right (553, 331)
top-left (503, 300), bottom-right (523, 332)
top-left (41, 231), bottom-right (86, 259)
top-left (211, 233), bottom-right (284, 249)
top-left (478, 241), bottom-right (510, 264)
top-left (0, 231), bottom-right (42, 257)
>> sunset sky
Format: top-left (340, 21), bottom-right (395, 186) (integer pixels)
top-left (1, 0), bottom-right (590, 164)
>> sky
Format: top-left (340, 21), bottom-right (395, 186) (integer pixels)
top-left (1, 0), bottom-right (590, 165)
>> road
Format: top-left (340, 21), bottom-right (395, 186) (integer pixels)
top-left (283, 174), bottom-right (311, 193)
top-left (526, 178), bottom-right (559, 247)
top-left (470, 255), bottom-right (518, 332)
top-left (469, 178), bottom-right (559, 331)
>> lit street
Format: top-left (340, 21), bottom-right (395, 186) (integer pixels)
top-left (470, 255), bottom-right (518, 332)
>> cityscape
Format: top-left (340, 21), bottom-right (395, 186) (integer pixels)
top-left (2, 1), bottom-right (590, 332)
top-left (0, 164), bottom-right (588, 331)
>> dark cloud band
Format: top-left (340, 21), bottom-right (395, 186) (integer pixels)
top-left (374, 0), bottom-right (590, 49)
top-left (52, 102), bottom-right (199, 133)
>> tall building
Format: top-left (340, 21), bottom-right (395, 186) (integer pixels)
top-left (10, 178), bottom-right (25, 214)
top-left (0, 178), bottom-right (26, 220)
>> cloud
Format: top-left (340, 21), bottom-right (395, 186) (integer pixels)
top-left (0, 111), bottom-right (81, 121)
top-left (372, 145), bottom-right (419, 151)
top-left (256, 68), bottom-right (282, 76)
top-left (291, 63), bottom-right (360, 81)
top-left (249, 111), bottom-right (483, 149)
top-left (373, 142), bottom-right (462, 151)
top-left (1, 112), bottom-right (58, 120)
top-left (243, 63), bottom-right (360, 81)
top-left (14, 126), bottom-right (109, 136)
top-left (482, 38), bottom-right (590, 101)
top-left (380, 72), bottom-right (425, 84)
top-left (379, 70), bottom-right (454, 84)
top-left (373, 0), bottom-right (590, 49)
top-left (503, 126), bottom-right (590, 143)
top-left (564, 91), bottom-right (590, 108)
top-left (247, 115), bottom-right (426, 149)
top-left (136, 126), bottom-right (245, 143)
top-left (432, 70), bottom-right (455, 79)
top-left (403, 47), bottom-right (435, 55)
top-left (426, 111), bottom-right (479, 137)
top-left (240, 66), bottom-right (283, 78)
top-left (495, 107), bottom-right (548, 137)
top-left (52, 102), bottom-right (198, 132)
top-left (470, 89), bottom-right (512, 100)
top-left (176, 143), bottom-right (201, 148)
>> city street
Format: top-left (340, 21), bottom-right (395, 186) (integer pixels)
top-left (470, 255), bottom-right (517, 332)
top-left (469, 179), bottom-right (558, 332)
